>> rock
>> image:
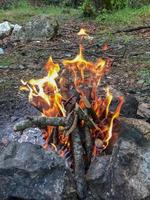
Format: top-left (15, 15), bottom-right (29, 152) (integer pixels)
top-left (137, 103), bottom-right (150, 122)
top-left (0, 21), bottom-right (14, 38)
top-left (12, 24), bottom-right (22, 33)
top-left (0, 48), bottom-right (4, 54)
top-left (111, 94), bottom-right (139, 118)
top-left (18, 128), bottom-right (44, 146)
top-left (87, 118), bottom-right (150, 200)
top-left (12, 16), bottom-right (59, 41)
top-left (0, 142), bottom-right (77, 200)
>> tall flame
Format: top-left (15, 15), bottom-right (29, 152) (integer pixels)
top-left (20, 57), bottom-right (66, 148)
top-left (20, 28), bottom-right (124, 158)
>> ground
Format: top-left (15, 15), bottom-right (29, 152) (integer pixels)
top-left (0, 5), bottom-right (150, 141)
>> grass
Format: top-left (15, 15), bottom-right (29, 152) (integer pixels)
top-left (0, 0), bottom-right (149, 28)
top-left (0, 55), bottom-right (15, 66)
top-left (96, 5), bottom-right (150, 30)
top-left (0, 0), bottom-right (79, 24)
top-left (138, 68), bottom-right (150, 84)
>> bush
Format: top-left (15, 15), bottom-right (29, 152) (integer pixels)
top-left (82, 0), bottom-right (95, 17)
top-left (0, 0), bottom-right (18, 9)
top-left (85, 0), bottom-right (150, 12)
top-left (42, 0), bottom-right (61, 5)
top-left (110, 0), bottom-right (129, 9)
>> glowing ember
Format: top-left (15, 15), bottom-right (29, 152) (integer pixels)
top-left (20, 28), bottom-right (124, 159)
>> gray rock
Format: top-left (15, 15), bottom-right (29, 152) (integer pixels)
top-left (137, 103), bottom-right (150, 122)
top-left (12, 24), bottom-right (22, 33)
top-left (110, 94), bottom-right (139, 118)
top-left (0, 21), bottom-right (14, 38)
top-left (87, 118), bottom-right (150, 200)
top-left (0, 48), bottom-right (4, 54)
top-left (18, 128), bottom-right (44, 146)
top-left (0, 142), bottom-right (77, 200)
top-left (12, 16), bottom-right (59, 41)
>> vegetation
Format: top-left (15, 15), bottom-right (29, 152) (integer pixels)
top-left (0, 0), bottom-right (149, 27)
top-left (0, 0), bottom-right (79, 23)
top-left (96, 5), bottom-right (150, 29)
top-left (0, 55), bottom-right (14, 66)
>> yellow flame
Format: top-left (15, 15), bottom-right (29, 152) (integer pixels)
top-left (77, 28), bottom-right (88, 37)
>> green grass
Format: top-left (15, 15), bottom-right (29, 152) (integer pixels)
top-left (96, 5), bottom-right (150, 29)
top-left (0, 55), bottom-right (15, 66)
top-left (138, 67), bottom-right (150, 84)
top-left (0, 0), bottom-right (79, 24)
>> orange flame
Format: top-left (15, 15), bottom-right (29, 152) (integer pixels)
top-left (20, 57), bottom-right (66, 148)
top-left (20, 28), bottom-right (124, 159)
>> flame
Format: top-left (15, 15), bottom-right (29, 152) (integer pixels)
top-left (20, 28), bottom-right (124, 160)
top-left (21, 57), bottom-right (66, 148)
top-left (63, 44), bottom-right (110, 101)
top-left (77, 28), bottom-right (89, 40)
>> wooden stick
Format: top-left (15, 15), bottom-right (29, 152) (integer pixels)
top-left (115, 25), bottom-right (150, 33)
top-left (84, 110), bottom-right (93, 168)
top-left (75, 104), bottom-right (100, 130)
top-left (14, 105), bottom-right (99, 132)
top-left (14, 116), bottom-right (67, 132)
top-left (71, 127), bottom-right (87, 199)
top-left (65, 113), bottom-right (78, 136)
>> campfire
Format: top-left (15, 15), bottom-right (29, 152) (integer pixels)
top-left (14, 29), bottom-right (125, 198)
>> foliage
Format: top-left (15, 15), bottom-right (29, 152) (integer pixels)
top-left (82, 0), bottom-right (95, 17)
top-left (96, 5), bottom-right (150, 27)
top-left (138, 68), bottom-right (150, 84)
top-left (42, 0), bottom-right (61, 5)
top-left (0, 0), bottom-right (18, 9)
top-left (0, 1), bottom-right (79, 23)
top-left (0, 55), bottom-right (14, 66)
top-left (110, 0), bottom-right (129, 9)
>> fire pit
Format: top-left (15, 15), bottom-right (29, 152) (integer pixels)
top-left (2, 29), bottom-right (148, 200)
top-left (13, 29), bottom-right (125, 198)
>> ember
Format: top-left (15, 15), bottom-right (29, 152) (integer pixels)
top-left (15, 29), bottom-right (125, 198)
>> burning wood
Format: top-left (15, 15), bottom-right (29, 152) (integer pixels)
top-left (14, 28), bottom-right (125, 198)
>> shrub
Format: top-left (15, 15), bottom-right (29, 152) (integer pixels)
top-left (0, 0), bottom-right (18, 9)
top-left (82, 0), bottom-right (95, 17)
top-left (110, 0), bottom-right (129, 9)
top-left (42, 0), bottom-right (61, 5)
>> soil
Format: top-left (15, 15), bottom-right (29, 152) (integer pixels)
top-left (0, 19), bottom-right (149, 141)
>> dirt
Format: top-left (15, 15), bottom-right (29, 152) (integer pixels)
top-left (0, 19), bottom-right (149, 141)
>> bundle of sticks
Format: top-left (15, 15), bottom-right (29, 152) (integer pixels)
top-left (14, 95), bottom-right (103, 199)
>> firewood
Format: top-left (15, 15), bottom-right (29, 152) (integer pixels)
top-left (83, 112), bottom-right (93, 168)
top-left (71, 127), bottom-right (87, 199)
top-left (65, 113), bottom-right (78, 136)
top-left (75, 103), bottom-right (100, 130)
top-left (14, 116), bottom-right (67, 132)
top-left (14, 105), bottom-right (99, 133)
top-left (115, 25), bottom-right (150, 33)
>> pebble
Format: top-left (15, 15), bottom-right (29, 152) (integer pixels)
top-left (0, 48), bottom-right (4, 54)
top-left (137, 80), bottom-right (145, 84)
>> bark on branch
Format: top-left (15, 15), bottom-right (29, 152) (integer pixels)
top-left (14, 116), bottom-right (67, 132)
top-left (14, 105), bottom-right (99, 132)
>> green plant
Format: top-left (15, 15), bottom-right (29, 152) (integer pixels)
top-left (138, 68), bottom-right (150, 84)
top-left (82, 0), bottom-right (95, 17)
top-left (0, 0), bottom-right (18, 9)
top-left (110, 0), bottom-right (129, 9)
top-left (42, 0), bottom-right (61, 5)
